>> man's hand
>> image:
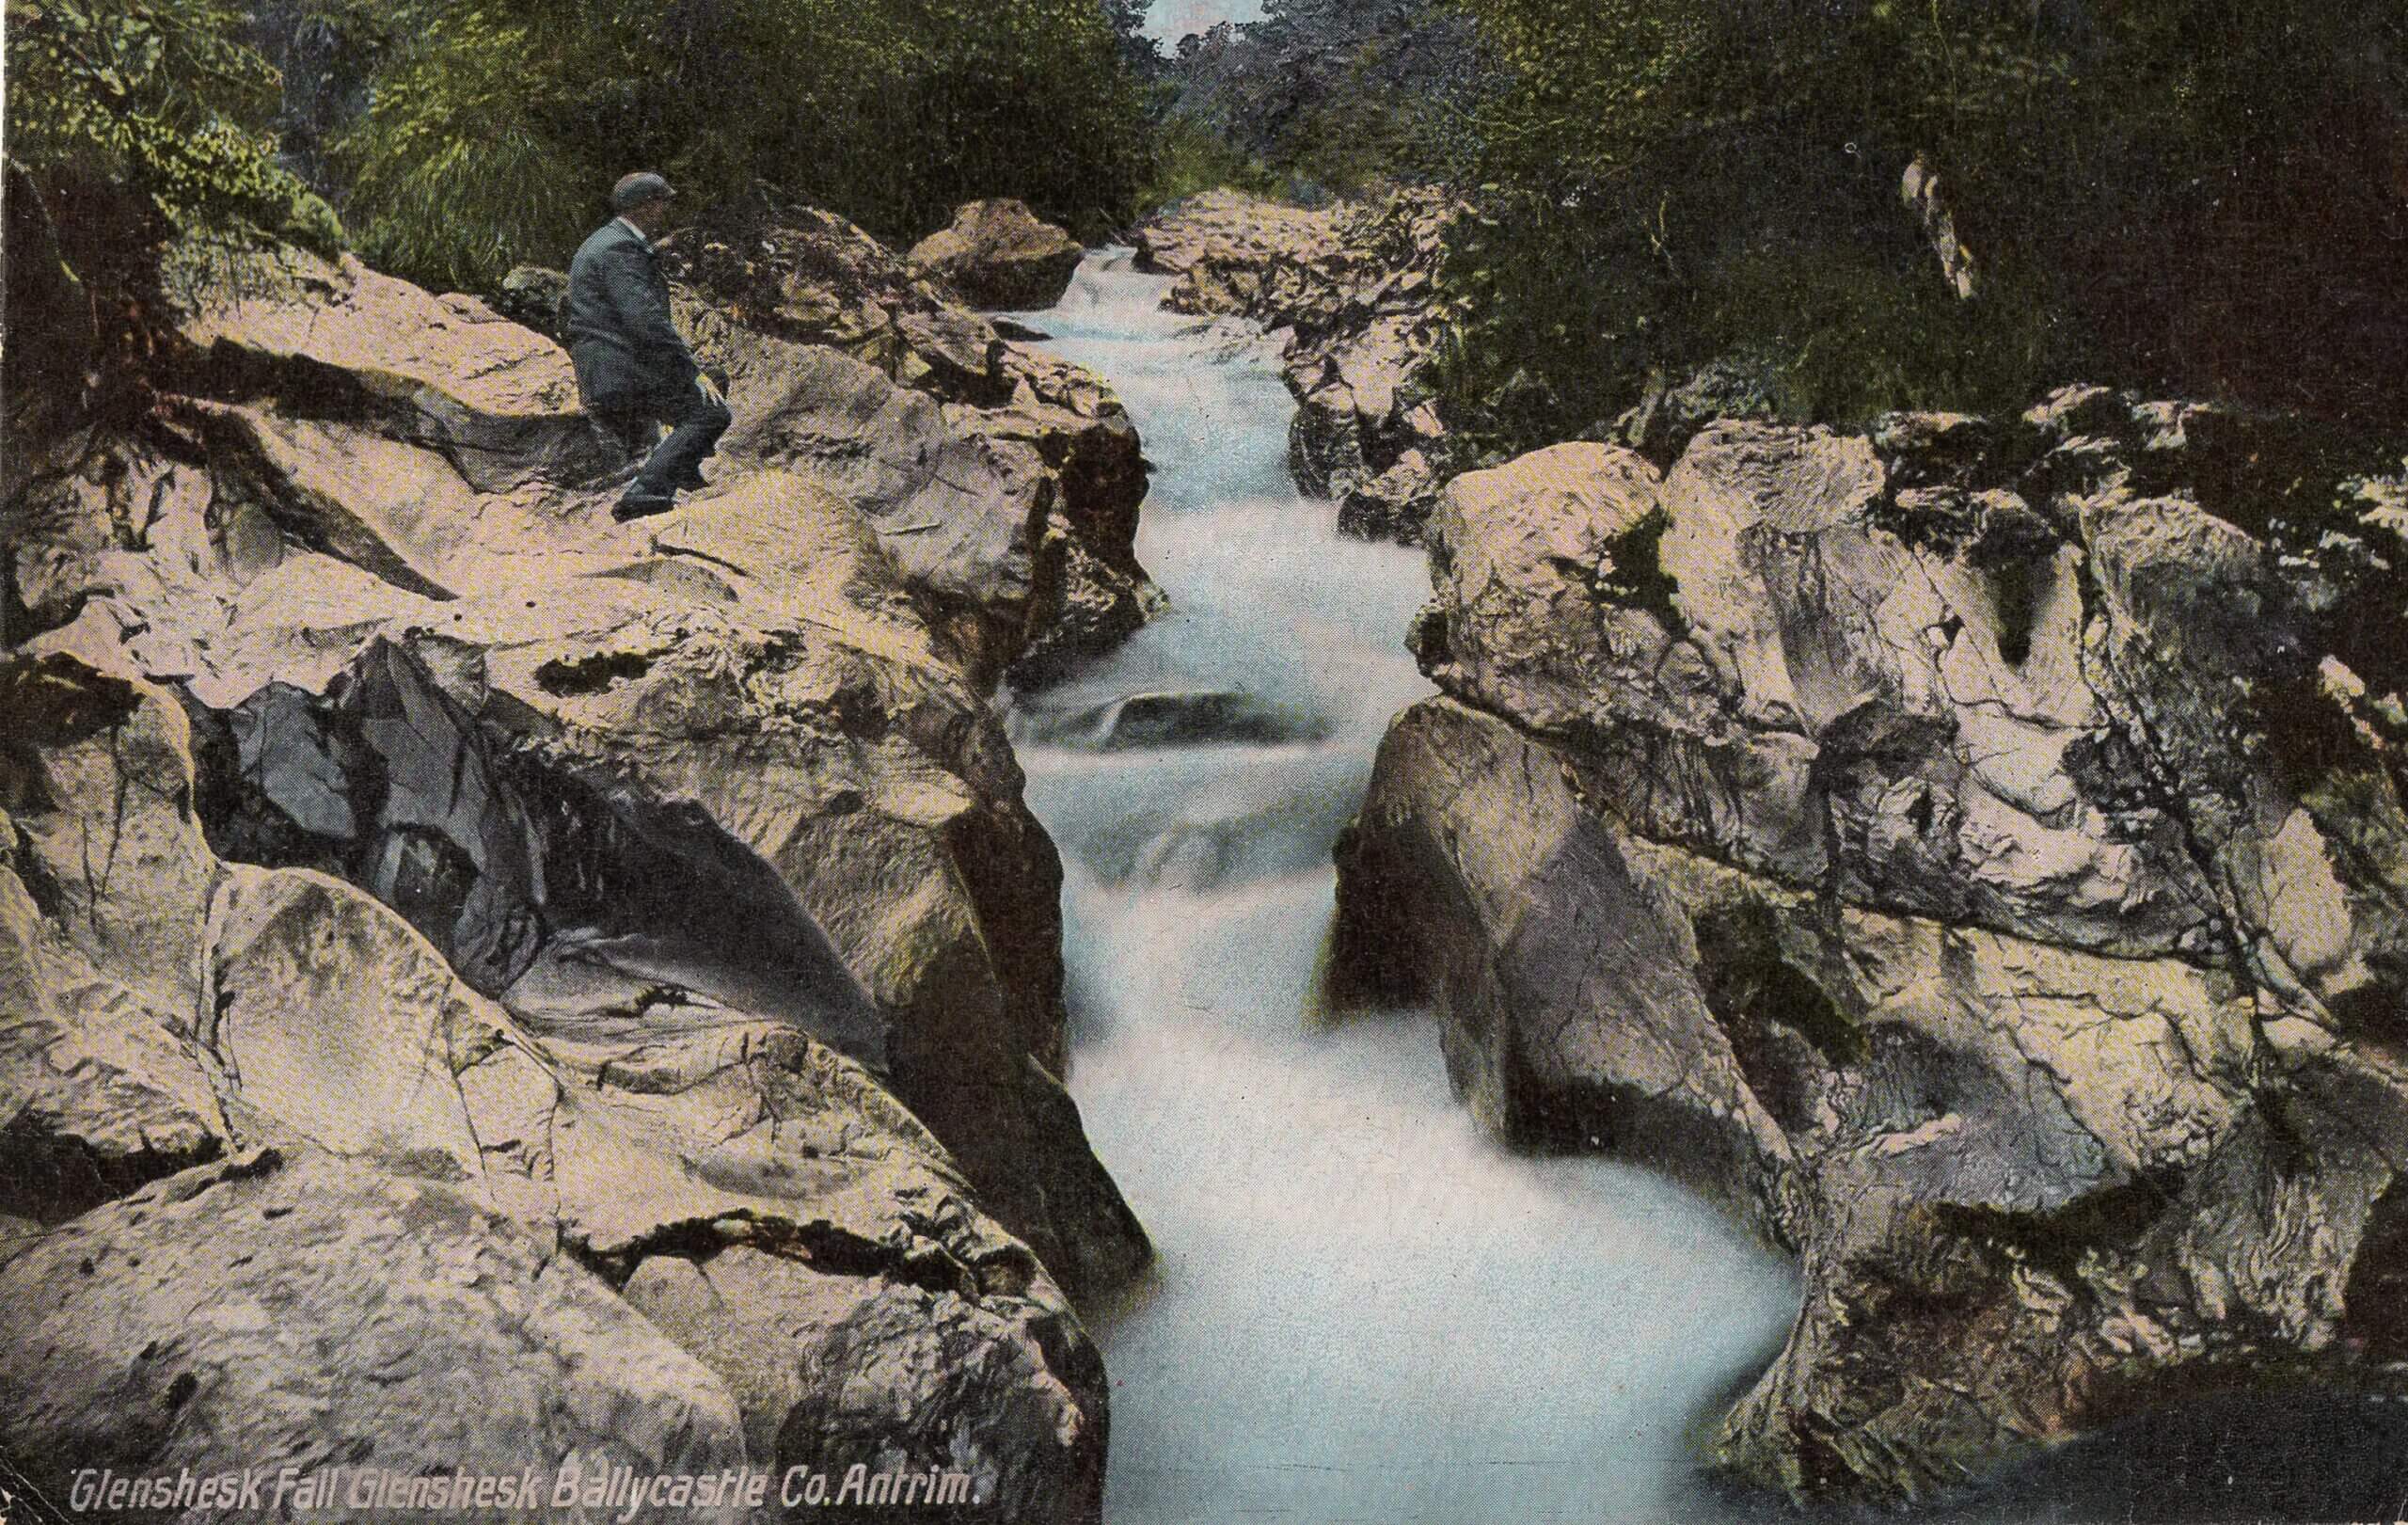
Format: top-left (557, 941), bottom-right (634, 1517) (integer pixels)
top-left (695, 372), bottom-right (726, 407)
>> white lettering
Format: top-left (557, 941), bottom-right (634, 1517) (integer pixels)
top-left (835, 1463), bottom-right (869, 1506)
top-left (553, 1455), bottom-right (584, 1509)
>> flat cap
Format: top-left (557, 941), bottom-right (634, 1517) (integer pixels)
top-left (610, 171), bottom-right (675, 212)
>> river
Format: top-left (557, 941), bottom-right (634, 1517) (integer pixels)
top-left (1006, 252), bottom-right (1802, 1524)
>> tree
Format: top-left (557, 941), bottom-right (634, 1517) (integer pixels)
top-left (330, 0), bottom-right (1154, 293)
top-left (6, 0), bottom-right (340, 270)
top-left (1434, 0), bottom-right (2408, 450)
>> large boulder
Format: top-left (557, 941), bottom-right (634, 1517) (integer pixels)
top-left (0, 656), bottom-right (1112, 1520)
top-left (0, 1147), bottom-right (755, 1523)
top-left (1133, 189), bottom-right (1347, 322)
top-left (667, 210), bottom-right (1159, 685)
top-left (159, 237), bottom-right (610, 496)
top-left (1135, 187), bottom-right (1458, 543)
top-left (1336, 392), bottom-right (2408, 1501)
top-left (21, 453), bottom-right (1149, 1295)
top-left (908, 199), bottom-right (1085, 312)
top-left (8, 214), bottom-right (1158, 1294)
top-left (29, 219), bottom-right (1160, 691)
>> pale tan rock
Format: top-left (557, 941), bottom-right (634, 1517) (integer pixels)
top-left (1137, 187), bottom-right (1459, 543)
top-left (908, 199), bottom-right (1085, 311)
top-left (1339, 395), bottom-right (2408, 1501)
top-left (161, 239), bottom-right (605, 492)
top-left (0, 661), bottom-right (1116, 1516)
top-left (626, 1245), bottom-right (1103, 1522)
top-left (0, 1147), bottom-right (755, 1524)
top-left (9, 226), bottom-right (1156, 1297)
top-left (2, 202), bottom-right (1154, 1517)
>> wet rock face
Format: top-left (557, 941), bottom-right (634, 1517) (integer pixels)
top-left (3, 204), bottom-right (1149, 1519)
top-left (1135, 187), bottom-right (1457, 544)
top-left (1335, 390), bottom-right (2408, 1501)
top-left (908, 199), bottom-right (1086, 312)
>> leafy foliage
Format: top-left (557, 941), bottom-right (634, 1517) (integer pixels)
top-left (1141, 112), bottom-right (1287, 210)
top-left (1154, 0), bottom-right (1477, 204)
top-left (328, 0), bottom-right (1154, 293)
top-left (1437, 0), bottom-right (2408, 455)
top-left (5, 0), bottom-right (341, 265)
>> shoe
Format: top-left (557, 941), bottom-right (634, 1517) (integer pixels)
top-left (612, 489), bottom-right (675, 522)
top-left (592, 456), bottom-right (644, 491)
top-left (672, 467), bottom-right (708, 491)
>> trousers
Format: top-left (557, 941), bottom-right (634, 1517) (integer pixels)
top-left (592, 376), bottom-right (732, 494)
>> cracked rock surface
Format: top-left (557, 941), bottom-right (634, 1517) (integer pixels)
top-left (2, 206), bottom-right (1149, 1520)
top-left (0, 1146), bottom-right (757, 1523)
top-left (1334, 391), bottom-right (2408, 1501)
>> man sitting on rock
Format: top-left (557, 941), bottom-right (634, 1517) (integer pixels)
top-left (567, 171), bottom-right (732, 521)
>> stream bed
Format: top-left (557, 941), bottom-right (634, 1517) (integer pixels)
top-left (1006, 252), bottom-right (1802, 1525)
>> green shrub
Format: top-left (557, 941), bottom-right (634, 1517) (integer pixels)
top-left (331, 0), bottom-right (1155, 293)
top-left (1139, 112), bottom-right (1282, 212)
top-left (6, 0), bottom-right (341, 271)
top-left (1435, 0), bottom-right (2408, 456)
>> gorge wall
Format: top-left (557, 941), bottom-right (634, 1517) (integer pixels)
top-left (1328, 386), bottom-right (2408, 1501)
top-left (2, 204), bottom-right (1150, 1519)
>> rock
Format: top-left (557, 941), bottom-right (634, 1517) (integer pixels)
top-left (1136, 187), bottom-right (1460, 544)
top-left (0, 659), bottom-right (234, 1235)
top-left (23, 455), bottom-right (1149, 1290)
top-left (0, 1148), bottom-right (755, 1524)
top-left (494, 262), bottom-right (571, 342)
top-left (625, 1244), bottom-right (1105, 1522)
top-left (1133, 190), bottom-right (1346, 317)
top-left (1337, 398), bottom-right (2408, 1501)
top-left (159, 238), bottom-right (610, 495)
top-left (1011, 688), bottom-right (1329, 752)
top-left (667, 209), bottom-right (993, 395)
top-left (0, 658), bottom-right (1116, 1519)
top-left (194, 638), bottom-right (879, 1052)
top-left (8, 208), bottom-right (1160, 1296)
top-left (0, 817), bottom-right (225, 1225)
top-left (4, 207), bottom-right (1157, 1510)
top-left (13, 211), bottom-right (1158, 694)
top-left (908, 199), bottom-right (1085, 312)
top-left (1611, 355), bottom-right (1788, 466)
top-left (666, 210), bottom-right (1161, 686)
top-left (1333, 698), bottom-right (1798, 1212)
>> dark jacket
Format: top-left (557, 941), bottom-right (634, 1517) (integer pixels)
top-left (565, 218), bottom-right (698, 407)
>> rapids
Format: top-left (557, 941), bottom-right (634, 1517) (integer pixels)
top-left (1006, 252), bottom-right (1801, 1524)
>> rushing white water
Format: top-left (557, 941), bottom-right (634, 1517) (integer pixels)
top-left (1008, 253), bottom-right (1801, 1525)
